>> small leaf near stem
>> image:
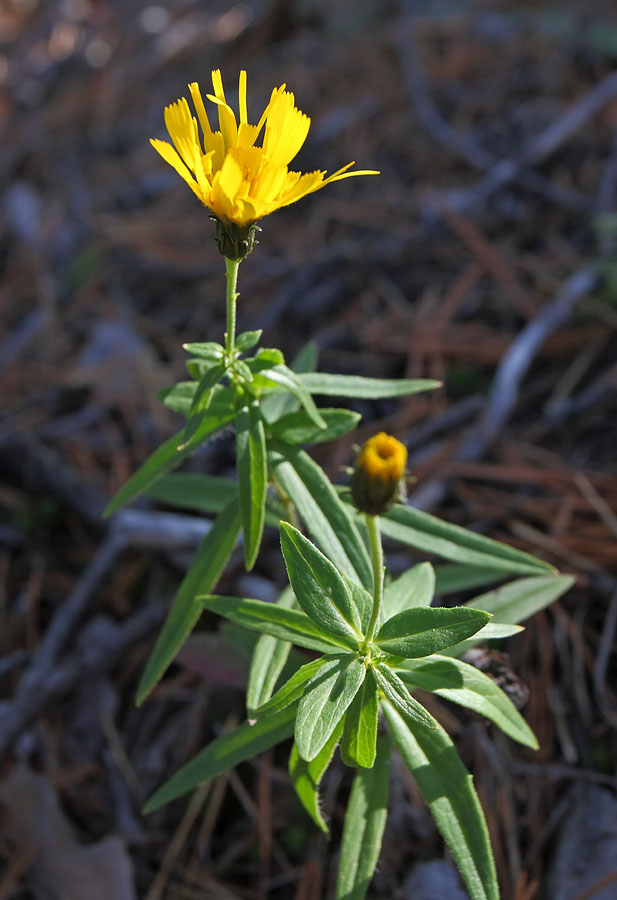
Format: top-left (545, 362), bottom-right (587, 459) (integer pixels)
top-left (364, 514), bottom-right (384, 647)
top-left (225, 257), bottom-right (240, 359)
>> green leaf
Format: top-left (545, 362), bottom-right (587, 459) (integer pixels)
top-left (289, 719), bottom-right (343, 835)
top-left (298, 372), bottom-right (442, 398)
top-left (246, 587), bottom-right (296, 715)
top-left (383, 701), bottom-right (499, 900)
top-left (146, 473), bottom-right (237, 515)
top-left (247, 347), bottom-right (285, 373)
top-left (442, 622), bottom-right (523, 658)
top-left (235, 329), bottom-right (262, 352)
top-left (259, 364), bottom-right (327, 429)
top-left (465, 574), bottom-right (575, 623)
top-left (280, 522), bottom-right (363, 643)
top-left (396, 655), bottom-right (538, 748)
top-left (268, 408), bottom-right (361, 445)
top-left (378, 505), bottom-right (556, 576)
top-left (104, 405), bottom-right (235, 516)
top-left (236, 402), bottom-right (267, 570)
top-left (343, 575), bottom-right (373, 635)
top-left (382, 562), bottom-right (435, 621)
top-left (144, 705), bottom-right (296, 812)
top-left (434, 564), bottom-right (506, 596)
top-left (158, 382), bottom-right (234, 416)
top-left (179, 362), bottom-right (227, 449)
top-left (336, 736), bottom-right (390, 900)
top-left (375, 606), bottom-right (491, 658)
top-left (372, 662), bottom-right (437, 732)
top-left (261, 340), bottom-right (318, 421)
top-left (270, 444), bottom-right (372, 589)
top-left (136, 499), bottom-right (241, 705)
top-left (253, 657), bottom-right (328, 719)
top-left (182, 341), bottom-right (224, 361)
top-left (198, 594), bottom-right (353, 653)
top-left (341, 669), bottom-right (379, 768)
top-left (296, 655), bottom-right (366, 761)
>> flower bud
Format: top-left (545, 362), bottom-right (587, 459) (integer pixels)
top-left (351, 433), bottom-right (408, 516)
top-left (212, 217), bottom-right (259, 261)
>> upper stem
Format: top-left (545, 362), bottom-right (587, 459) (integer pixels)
top-left (225, 257), bottom-right (240, 358)
top-left (364, 513), bottom-right (384, 646)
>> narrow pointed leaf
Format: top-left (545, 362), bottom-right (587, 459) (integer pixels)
top-left (382, 562), bottom-right (435, 621)
top-left (236, 402), bottom-right (267, 570)
top-left (104, 406), bottom-right (235, 516)
top-left (296, 655), bottom-right (366, 761)
top-left (289, 720), bottom-right (344, 835)
top-left (182, 341), bottom-right (224, 361)
top-left (336, 736), bottom-right (390, 900)
top-left (341, 669), bottom-right (379, 768)
top-left (136, 499), bottom-right (241, 704)
top-left (375, 606), bottom-right (490, 658)
top-left (261, 340), bottom-right (318, 421)
top-left (247, 587), bottom-right (296, 715)
top-left (377, 505), bottom-right (556, 575)
top-left (280, 522), bottom-right (362, 642)
top-left (383, 701), bottom-right (499, 900)
top-left (234, 329), bottom-right (262, 351)
top-left (372, 663), bottom-right (437, 732)
top-left (198, 594), bottom-right (353, 653)
top-left (442, 622), bottom-right (523, 657)
top-left (268, 408), bottom-right (361, 445)
top-left (298, 372), bottom-right (441, 398)
top-left (396, 655), bottom-right (538, 748)
top-left (270, 444), bottom-right (372, 589)
top-left (343, 575), bottom-right (373, 634)
top-left (146, 472), bottom-right (284, 525)
top-left (259, 364), bottom-right (327, 428)
top-left (434, 564), bottom-right (505, 595)
top-left (253, 657), bottom-right (328, 719)
top-left (465, 574), bottom-right (574, 623)
top-left (144, 705), bottom-right (296, 812)
top-left (179, 362), bottom-right (226, 449)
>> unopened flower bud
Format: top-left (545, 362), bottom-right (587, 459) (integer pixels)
top-left (351, 433), bottom-right (408, 516)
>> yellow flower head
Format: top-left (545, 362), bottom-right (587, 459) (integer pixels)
top-left (351, 433), bottom-right (408, 516)
top-left (151, 70), bottom-right (379, 235)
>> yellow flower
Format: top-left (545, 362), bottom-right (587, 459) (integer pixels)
top-left (351, 433), bottom-right (408, 516)
top-left (151, 70), bottom-right (379, 230)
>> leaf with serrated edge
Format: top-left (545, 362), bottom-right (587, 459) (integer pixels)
top-left (383, 701), bottom-right (498, 900)
top-left (382, 562), bottom-right (435, 622)
top-left (336, 736), bottom-right (390, 900)
top-left (289, 720), bottom-right (344, 835)
top-left (341, 669), bottom-right (379, 768)
top-left (198, 594), bottom-right (353, 653)
top-left (280, 522), bottom-right (363, 643)
top-left (375, 606), bottom-right (490, 658)
top-left (144, 705), bottom-right (295, 812)
top-left (296, 655), bottom-right (366, 761)
top-left (136, 499), bottom-right (241, 704)
top-left (396, 655), bottom-right (538, 748)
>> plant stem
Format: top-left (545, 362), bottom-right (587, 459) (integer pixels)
top-left (364, 514), bottom-right (384, 645)
top-left (225, 257), bottom-right (240, 357)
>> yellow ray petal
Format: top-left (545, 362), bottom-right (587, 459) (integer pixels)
top-left (238, 70), bottom-right (248, 124)
top-left (188, 82), bottom-right (213, 142)
top-left (150, 139), bottom-right (203, 200)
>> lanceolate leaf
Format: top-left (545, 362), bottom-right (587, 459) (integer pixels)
top-left (465, 574), bottom-right (574, 624)
top-left (296, 656), bottom-right (366, 761)
top-left (136, 499), bottom-right (241, 705)
top-left (298, 372), bottom-right (441, 399)
top-left (371, 663), bottom-right (436, 732)
top-left (104, 407), bottom-right (235, 516)
top-left (253, 657), bottom-right (328, 719)
top-left (198, 594), bottom-right (353, 653)
top-left (382, 562), bottom-right (436, 621)
top-left (146, 472), bottom-right (236, 514)
top-left (396, 655), bottom-right (538, 749)
top-left (375, 606), bottom-right (491, 658)
top-left (280, 523), bottom-right (363, 643)
top-left (442, 622), bottom-right (523, 657)
top-left (179, 362), bottom-right (227, 449)
top-left (259, 364), bottom-right (327, 429)
top-left (383, 701), bottom-right (499, 900)
top-left (247, 587), bottom-right (296, 715)
top-left (341, 670), bottom-right (379, 768)
top-left (268, 408), bottom-right (361, 445)
top-left (434, 564), bottom-right (505, 596)
top-left (144, 705), bottom-right (296, 813)
top-left (289, 720), bottom-right (344, 835)
top-left (261, 340), bottom-right (318, 421)
top-left (270, 444), bottom-right (372, 589)
top-left (377, 505), bottom-right (556, 576)
top-left (236, 402), bottom-right (267, 570)
top-left (336, 736), bottom-right (390, 900)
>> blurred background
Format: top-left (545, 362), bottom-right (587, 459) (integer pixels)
top-left (1, 0), bottom-right (617, 897)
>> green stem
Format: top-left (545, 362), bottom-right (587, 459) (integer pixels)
top-left (364, 514), bottom-right (384, 645)
top-left (225, 257), bottom-right (240, 357)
